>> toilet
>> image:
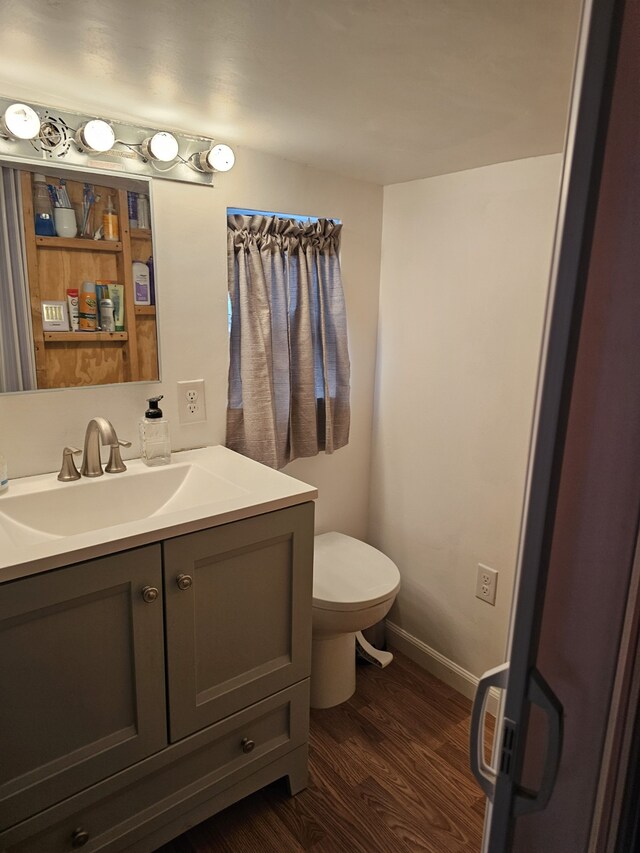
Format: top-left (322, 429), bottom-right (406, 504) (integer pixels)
top-left (311, 532), bottom-right (401, 709)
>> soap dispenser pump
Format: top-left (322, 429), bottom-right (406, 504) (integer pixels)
top-left (139, 395), bottom-right (171, 466)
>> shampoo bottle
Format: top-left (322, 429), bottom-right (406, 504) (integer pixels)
top-left (139, 395), bottom-right (171, 466)
top-left (0, 452), bottom-right (7, 493)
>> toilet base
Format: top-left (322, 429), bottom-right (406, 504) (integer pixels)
top-left (310, 632), bottom-right (356, 709)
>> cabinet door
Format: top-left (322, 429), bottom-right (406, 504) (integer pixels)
top-left (0, 545), bottom-right (167, 829)
top-left (164, 503), bottom-right (314, 742)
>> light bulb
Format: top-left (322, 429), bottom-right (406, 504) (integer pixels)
top-left (75, 119), bottom-right (115, 153)
top-left (142, 131), bottom-right (179, 162)
top-left (193, 143), bottom-right (235, 173)
top-left (206, 143), bottom-right (235, 172)
top-left (1, 103), bottom-right (41, 140)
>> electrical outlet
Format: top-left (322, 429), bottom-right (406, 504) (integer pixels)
top-left (476, 564), bottom-right (498, 606)
top-left (178, 379), bottom-right (206, 424)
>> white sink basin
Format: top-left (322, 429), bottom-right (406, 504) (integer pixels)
top-left (0, 463), bottom-right (246, 545)
top-left (0, 446), bottom-right (317, 579)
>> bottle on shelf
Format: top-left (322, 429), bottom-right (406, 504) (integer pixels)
top-left (136, 193), bottom-right (150, 229)
top-left (102, 194), bottom-right (119, 241)
top-left (133, 261), bottom-right (151, 305)
top-left (127, 191), bottom-right (138, 229)
top-left (79, 281), bottom-right (98, 331)
top-left (32, 174), bottom-right (56, 237)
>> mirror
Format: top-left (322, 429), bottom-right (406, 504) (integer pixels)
top-left (0, 160), bottom-right (159, 392)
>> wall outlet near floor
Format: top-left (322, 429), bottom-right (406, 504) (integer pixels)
top-left (178, 379), bottom-right (206, 424)
top-left (476, 564), bottom-right (498, 606)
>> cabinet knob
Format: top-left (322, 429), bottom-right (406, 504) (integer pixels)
top-left (142, 586), bottom-right (159, 603)
top-left (241, 737), bottom-right (255, 754)
top-left (71, 827), bottom-right (90, 848)
top-left (176, 574), bottom-right (193, 591)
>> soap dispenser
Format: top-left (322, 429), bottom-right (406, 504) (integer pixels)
top-left (139, 395), bottom-right (171, 466)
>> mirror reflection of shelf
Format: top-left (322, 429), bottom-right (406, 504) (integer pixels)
top-left (20, 169), bottom-right (160, 388)
top-left (43, 332), bottom-right (129, 342)
top-left (35, 237), bottom-right (123, 252)
top-left (130, 228), bottom-right (152, 240)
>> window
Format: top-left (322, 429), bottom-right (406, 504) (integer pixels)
top-left (225, 209), bottom-right (350, 469)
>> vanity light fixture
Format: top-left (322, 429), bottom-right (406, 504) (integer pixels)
top-left (192, 143), bottom-right (235, 173)
top-left (75, 119), bottom-right (116, 153)
top-left (141, 131), bottom-right (180, 162)
top-left (0, 95), bottom-right (232, 186)
top-left (1, 103), bottom-right (41, 140)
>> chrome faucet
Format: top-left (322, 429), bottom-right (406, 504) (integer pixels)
top-left (80, 417), bottom-right (131, 477)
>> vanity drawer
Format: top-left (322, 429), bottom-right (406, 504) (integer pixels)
top-left (0, 679), bottom-right (309, 853)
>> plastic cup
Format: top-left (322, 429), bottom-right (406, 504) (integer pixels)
top-left (53, 208), bottom-right (78, 238)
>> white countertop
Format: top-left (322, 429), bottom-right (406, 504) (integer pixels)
top-left (0, 446), bottom-right (317, 584)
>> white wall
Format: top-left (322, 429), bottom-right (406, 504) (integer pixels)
top-left (369, 154), bottom-right (563, 679)
top-left (0, 145), bottom-right (383, 539)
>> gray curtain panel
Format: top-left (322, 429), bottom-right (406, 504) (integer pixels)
top-left (0, 167), bottom-right (37, 392)
top-left (227, 214), bottom-right (350, 469)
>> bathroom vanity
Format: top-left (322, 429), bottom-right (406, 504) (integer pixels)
top-left (0, 446), bottom-right (316, 852)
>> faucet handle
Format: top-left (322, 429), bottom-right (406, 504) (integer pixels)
top-left (105, 439), bottom-right (132, 474)
top-left (57, 447), bottom-right (82, 482)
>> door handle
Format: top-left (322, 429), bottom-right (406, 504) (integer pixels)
top-left (513, 668), bottom-right (563, 816)
top-left (470, 664), bottom-right (563, 813)
top-left (470, 662), bottom-right (509, 799)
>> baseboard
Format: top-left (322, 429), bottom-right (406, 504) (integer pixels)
top-left (386, 621), bottom-right (501, 718)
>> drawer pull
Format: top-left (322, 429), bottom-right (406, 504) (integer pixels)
top-left (71, 827), bottom-right (90, 848)
top-left (142, 586), bottom-right (159, 603)
top-left (241, 737), bottom-right (255, 754)
top-left (176, 574), bottom-right (193, 591)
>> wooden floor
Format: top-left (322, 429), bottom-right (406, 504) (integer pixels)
top-left (157, 650), bottom-right (489, 852)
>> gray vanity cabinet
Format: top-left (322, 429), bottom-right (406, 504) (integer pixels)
top-left (164, 503), bottom-right (313, 742)
top-left (0, 501), bottom-right (314, 852)
top-left (0, 546), bottom-right (167, 829)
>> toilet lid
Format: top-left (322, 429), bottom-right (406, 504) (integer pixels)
top-left (313, 532), bottom-right (401, 611)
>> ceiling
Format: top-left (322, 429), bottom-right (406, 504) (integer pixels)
top-left (0, 0), bottom-right (583, 185)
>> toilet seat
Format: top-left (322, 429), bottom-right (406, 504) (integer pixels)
top-left (313, 532), bottom-right (401, 611)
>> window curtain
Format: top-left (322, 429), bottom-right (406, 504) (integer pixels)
top-left (227, 214), bottom-right (350, 469)
top-left (0, 167), bottom-right (37, 392)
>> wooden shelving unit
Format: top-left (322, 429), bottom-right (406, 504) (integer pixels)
top-left (21, 172), bottom-right (159, 389)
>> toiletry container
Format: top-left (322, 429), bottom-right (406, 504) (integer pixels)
top-left (0, 452), bottom-right (7, 493)
top-left (133, 261), bottom-right (151, 305)
top-left (139, 395), bottom-right (171, 466)
top-left (66, 289), bottom-right (79, 331)
top-left (79, 281), bottom-right (97, 331)
top-left (33, 174), bottom-right (56, 236)
top-left (127, 191), bottom-right (138, 229)
top-left (100, 298), bottom-right (115, 332)
top-left (137, 193), bottom-right (150, 229)
top-left (103, 194), bottom-right (119, 241)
